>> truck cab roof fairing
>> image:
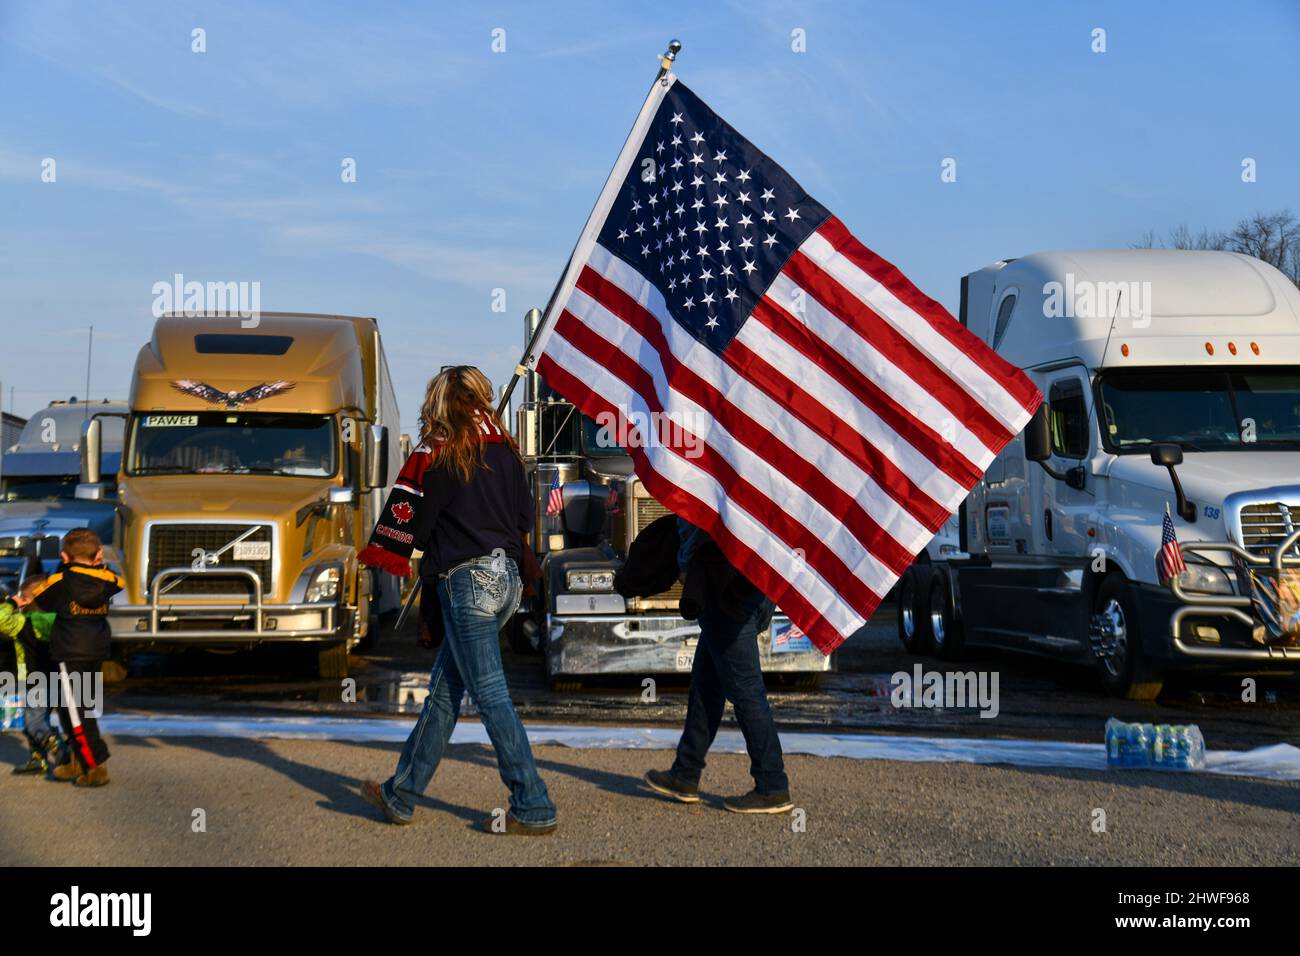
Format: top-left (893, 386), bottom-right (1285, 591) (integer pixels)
top-left (968, 250), bottom-right (1300, 371)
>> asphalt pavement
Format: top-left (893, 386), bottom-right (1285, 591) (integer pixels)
top-left (1, 733), bottom-right (1296, 866)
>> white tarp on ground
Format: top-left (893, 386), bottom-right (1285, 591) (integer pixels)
top-left (95, 713), bottom-right (1300, 782)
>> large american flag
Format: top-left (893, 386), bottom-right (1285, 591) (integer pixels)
top-left (530, 77), bottom-right (1041, 653)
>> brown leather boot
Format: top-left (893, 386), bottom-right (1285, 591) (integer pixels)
top-left (74, 763), bottom-right (110, 788)
top-left (50, 756), bottom-right (83, 781)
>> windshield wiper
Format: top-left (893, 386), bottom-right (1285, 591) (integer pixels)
top-left (131, 465), bottom-right (195, 474)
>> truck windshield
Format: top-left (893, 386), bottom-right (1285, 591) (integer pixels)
top-left (1098, 367), bottom-right (1300, 452)
top-left (127, 413), bottom-right (338, 476)
top-left (582, 414), bottom-right (634, 458)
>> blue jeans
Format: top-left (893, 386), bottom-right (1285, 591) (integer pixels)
top-left (671, 586), bottom-right (789, 794)
top-left (381, 555), bottom-right (556, 826)
top-left (22, 697), bottom-right (54, 751)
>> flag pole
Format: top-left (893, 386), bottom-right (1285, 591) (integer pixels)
top-left (494, 38), bottom-right (682, 418)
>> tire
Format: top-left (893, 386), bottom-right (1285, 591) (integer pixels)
top-left (897, 565), bottom-right (934, 655)
top-left (928, 569), bottom-right (964, 660)
top-left (356, 608), bottom-right (381, 652)
top-left (1091, 576), bottom-right (1164, 700)
top-left (102, 656), bottom-right (129, 684)
top-left (355, 573), bottom-right (381, 652)
top-left (317, 641), bottom-right (351, 680)
top-left (779, 672), bottom-right (823, 691)
top-left (505, 608), bottom-right (541, 655)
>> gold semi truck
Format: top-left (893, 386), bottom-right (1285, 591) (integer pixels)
top-left (75, 312), bottom-right (403, 677)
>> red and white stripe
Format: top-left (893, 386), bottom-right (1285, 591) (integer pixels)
top-left (1158, 542), bottom-right (1185, 583)
top-left (539, 218), bottom-right (1040, 652)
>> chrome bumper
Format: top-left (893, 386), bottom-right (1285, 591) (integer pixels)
top-left (109, 565), bottom-right (342, 642)
top-left (545, 611), bottom-right (833, 677)
top-left (1168, 532), bottom-right (1300, 662)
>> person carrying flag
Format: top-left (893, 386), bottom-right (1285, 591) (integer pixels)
top-left (643, 517), bottom-right (793, 813)
top-left (358, 365), bottom-right (557, 834)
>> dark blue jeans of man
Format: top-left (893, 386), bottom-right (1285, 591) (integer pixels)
top-left (380, 555), bottom-right (556, 826)
top-left (670, 586), bottom-right (788, 794)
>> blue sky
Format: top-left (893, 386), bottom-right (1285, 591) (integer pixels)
top-left (1, 0), bottom-right (1296, 430)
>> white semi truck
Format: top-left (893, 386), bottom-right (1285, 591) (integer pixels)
top-left (898, 250), bottom-right (1300, 699)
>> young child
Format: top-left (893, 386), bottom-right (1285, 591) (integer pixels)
top-left (29, 529), bottom-right (124, 787)
top-left (0, 575), bottom-right (62, 774)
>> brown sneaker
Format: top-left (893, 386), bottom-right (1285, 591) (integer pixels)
top-left (50, 757), bottom-right (83, 782)
top-left (360, 779), bottom-right (412, 825)
top-left (74, 764), bottom-right (110, 788)
top-left (479, 813), bottom-right (558, 836)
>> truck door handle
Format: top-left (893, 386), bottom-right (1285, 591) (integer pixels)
top-left (1044, 509), bottom-right (1053, 541)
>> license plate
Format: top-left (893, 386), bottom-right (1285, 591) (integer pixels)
top-left (233, 541), bottom-right (271, 561)
top-left (675, 649), bottom-right (695, 671)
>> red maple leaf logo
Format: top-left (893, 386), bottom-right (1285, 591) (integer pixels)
top-left (391, 501), bottom-right (415, 524)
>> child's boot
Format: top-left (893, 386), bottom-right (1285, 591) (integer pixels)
top-left (50, 755), bottom-right (83, 781)
top-left (74, 762), bottom-right (109, 787)
top-left (12, 751), bottom-right (45, 775)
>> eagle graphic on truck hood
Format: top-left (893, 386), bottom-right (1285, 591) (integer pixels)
top-left (169, 380), bottom-right (295, 408)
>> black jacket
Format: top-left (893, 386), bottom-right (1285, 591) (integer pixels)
top-left (415, 443), bottom-right (533, 577)
top-left (615, 515), bottom-right (760, 622)
top-left (31, 562), bottom-right (124, 663)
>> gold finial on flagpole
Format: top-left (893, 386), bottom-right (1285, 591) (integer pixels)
top-left (658, 39), bottom-right (682, 82)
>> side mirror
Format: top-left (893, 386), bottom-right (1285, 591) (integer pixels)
top-left (75, 418), bottom-right (104, 499)
top-left (80, 417), bottom-right (102, 484)
top-left (1149, 443), bottom-right (1183, 468)
top-left (1150, 443), bottom-right (1195, 521)
top-left (364, 425), bottom-right (390, 489)
top-left (1024, 405), bottom-right (1086, 488)
top-left (1024, 406), bottom-right (1051, 463)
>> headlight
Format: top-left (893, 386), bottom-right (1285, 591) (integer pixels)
top-left (566, 569), bottom-right (615, 592)
top-left (1177, 559), bottom-right (1236, 596)
top-left (306, 566), bottom-right (341, 603)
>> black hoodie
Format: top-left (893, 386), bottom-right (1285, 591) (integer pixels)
top-left (31, 561), bottom-right (125, 662)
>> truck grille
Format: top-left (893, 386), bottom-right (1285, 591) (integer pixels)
top-left (0, 534), bottom-right (62, 559)
top-left (629, 492), bottom-right (682, 607)
top-left (1236, 502), bottom-right (1300, 558)
top-left (633, 496), bottom-right (674, 537)
top-left (146, 523), bottom-right (272, 596)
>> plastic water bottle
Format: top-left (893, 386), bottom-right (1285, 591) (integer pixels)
top-left (1152, 723), bottom-right (1206, 771)
top-left (1105, 717), bottom-right (1153, 768)
top-left (0, 693), bottom-right (23, 733)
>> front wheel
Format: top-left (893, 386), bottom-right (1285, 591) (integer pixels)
top-left (317, 641), bottom-right (351, 680)
top-left (1091, 576), bottom-right (1163, 700)
top-left (505, 606), bottom-right (542, 655)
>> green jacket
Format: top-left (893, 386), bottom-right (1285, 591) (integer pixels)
top-left (0, 602), bottom-right (53, 643)
top-left (0, 600), bottom-right (25, 641)
top-left (0, 600), bottom-right (53, 674)
top-left (27, 609), bottom-right (54, 642)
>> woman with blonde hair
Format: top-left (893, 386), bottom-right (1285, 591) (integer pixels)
top-left (358, 365), bottom-right (556, 834)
